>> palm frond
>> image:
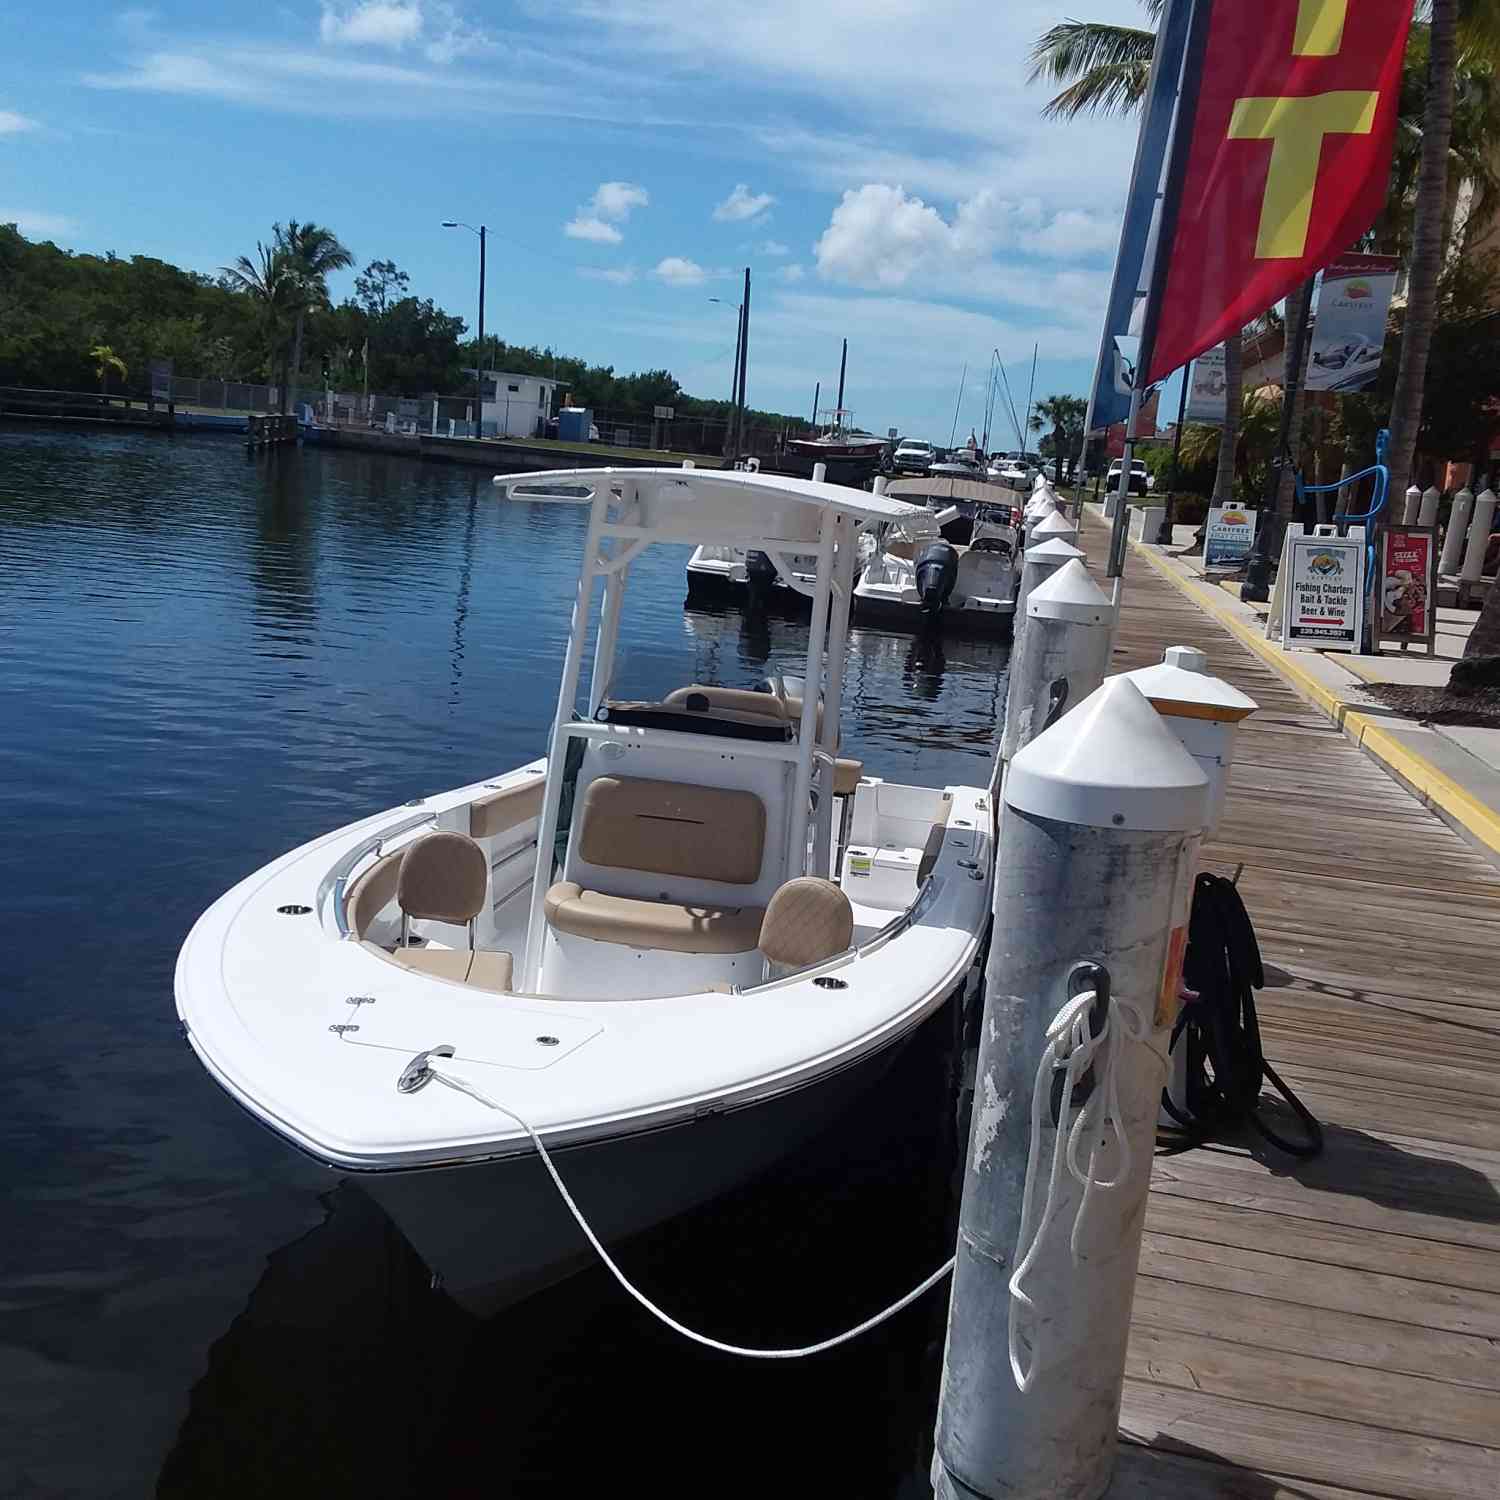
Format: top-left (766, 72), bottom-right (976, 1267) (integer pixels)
top-left (1030, 20), bottom-right (1157, 119)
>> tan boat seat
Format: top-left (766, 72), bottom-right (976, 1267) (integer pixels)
top-left (346, 850), bottom-right (403, 939)
top-left (759, 878), bottom-right (854, 968)
top-left (578, 775), bottom-right (766, 886)
top-left (389, 946), bottom-right (515, 993)
top-left (833, 758), bottom-right (863, 797)
top-left (544, 882), bottom-right (765, 955)
top-left (470, 778), bottom-right (544, 838)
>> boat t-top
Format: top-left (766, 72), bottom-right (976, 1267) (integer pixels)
top-left (175, 464), bottom-right (996, 1312)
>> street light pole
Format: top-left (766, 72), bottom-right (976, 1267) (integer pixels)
top-left (442, 220), bottom-right (488, 438)
top-left (709, 296), bottom-right (742, 458)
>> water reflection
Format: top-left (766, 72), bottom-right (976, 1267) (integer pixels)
top-left (0, 426), bottom-right (1010, 1496)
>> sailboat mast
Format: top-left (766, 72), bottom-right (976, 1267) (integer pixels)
top-left (835, 338), bottom-right (847, 415)
top-left (1021, 342), bottom-right (1038, 458)
top-left (948, 362), bottom-right (967, 449)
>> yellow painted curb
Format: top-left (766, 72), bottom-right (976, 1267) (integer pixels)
top-left (1131, 540), bottom-right (1500, 858)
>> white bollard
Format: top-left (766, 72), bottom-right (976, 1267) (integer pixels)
top-left (813, 461), bottom-right (828, 484)
top-left (1401, 484), bottom-right (1422, 524)
top-left (1441, 487), bottom-right (1475, 575)
top-left (1024, 492), bottom-right (1058, 524)
top-left (1000, 560), bottom-right (1114, 773)
top-left (1120, 645), bottom-right (1257, 832)
top-left (1028, 508), bottom-right (1079, 548)
top-left (1460, 488), bottom-right (1499, 601)
top-left (1014, 536), bottom-right (1085, 622)
top-left (934, 678), bottom-right (1209, 1500)
top-left (1119, 645), bottom-right (1258, 1127)
top-left (873, 474), bottom-right (888, 495)
top-left (1419, 486), bottom-right (1441, 528)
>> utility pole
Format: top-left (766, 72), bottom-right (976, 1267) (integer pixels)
top-left (441, 220), bottom-right (488, 439)
top-left (732, 267), bottom-right (750, 461)
top-left (477, 224), bottom-right (487, 438)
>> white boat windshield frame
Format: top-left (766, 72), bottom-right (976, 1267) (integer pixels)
top-left (493, 465), bottom-right (926, 988)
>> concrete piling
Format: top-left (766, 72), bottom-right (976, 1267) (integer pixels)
top-left (1460, 488), bottom-right (1498, 604)
top-left (934, 677), bottom-right (1209, 1500)
top-left (1013, 536), bottom-right (1085, 621)
top-left (1000, 559), bottom-right (1114, 777)
top-left (1441, 486), bottom-right (1474, 575)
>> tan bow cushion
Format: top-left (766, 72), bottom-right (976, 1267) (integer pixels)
top-left (758, 878), bottom-right (854, 968)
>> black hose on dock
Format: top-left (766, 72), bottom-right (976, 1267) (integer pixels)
top-left (1161, 872), bottom-right (1324, 1159)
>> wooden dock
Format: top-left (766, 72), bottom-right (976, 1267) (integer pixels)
top-left (1083, 517), bottom-right (1500, 1500)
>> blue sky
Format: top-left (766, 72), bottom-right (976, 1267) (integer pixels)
top-left (1, 0), bottom-right (1160, 439)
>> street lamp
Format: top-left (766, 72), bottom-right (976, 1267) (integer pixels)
top-left (442, 221), bottom-right (487, 438)
top-left (709, 297), bottom-right (743, 455)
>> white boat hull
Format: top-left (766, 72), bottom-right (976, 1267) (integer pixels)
top-left (363, 1020), bottom-right (929, 1314)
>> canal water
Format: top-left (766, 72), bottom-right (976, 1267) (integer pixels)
top-left (0, 427), bottom-right (1010, 1498)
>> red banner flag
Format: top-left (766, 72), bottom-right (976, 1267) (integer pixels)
top-left (1145, 0), bottom-right (1412, 384)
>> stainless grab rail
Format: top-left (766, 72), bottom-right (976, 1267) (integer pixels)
top-left (323, 810), bottom-right (439, 938)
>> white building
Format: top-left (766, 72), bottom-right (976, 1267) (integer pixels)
top-left (471, 370), bottom-right (562, 439)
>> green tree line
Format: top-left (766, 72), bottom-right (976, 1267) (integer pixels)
top-left (0, 222), bottom-right (807, 432)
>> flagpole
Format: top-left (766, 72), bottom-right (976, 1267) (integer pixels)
top-left (1076, 0), bottom-right (1191, 521)
top-left (1107, 0), bottom-right (1214, 577)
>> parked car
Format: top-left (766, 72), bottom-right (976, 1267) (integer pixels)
top-left (1107, 459), bottom-right (1150, 496)
top-left (892, 439), bottom-right (934, 473)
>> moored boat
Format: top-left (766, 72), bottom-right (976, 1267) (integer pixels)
top-left (175, 465), bottom-right (995, 1313)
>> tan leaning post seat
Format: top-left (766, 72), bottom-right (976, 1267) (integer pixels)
top-left (759, 878), bottom-right (854, 968)
top-left (386, 831), bottom-right (514, 992)
top-left (545, 775), bottom-right (768, 953)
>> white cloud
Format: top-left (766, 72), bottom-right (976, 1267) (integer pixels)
top-left (0, 110), bottom-right (38, 136)
top-left (565, 216), bottom-right (623, 244)
top-left (320, 2), bottom-right (423, 48)
top-left (593, 181), bottom-right (648, 219)
top-left (814, 184), bottom-right (1115, 314)
top-left (654, 256), bottom-right (707, 287)
top-left (2, 209), bottom-right (75, 237)
top-left (758, 239), bottom-right (790, 257)
top-left (713, 183), bottom-right (774, 223)
top-left (776, 263), bottom-right (805, 283)
top-left (580, 265), bottom-right (637, 284)
top-left (565, 180), bottom-right (648, 242)
top-left (318, 2), bottom-right (486, 64)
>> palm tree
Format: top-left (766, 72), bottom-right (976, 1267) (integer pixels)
top-left (1029, 0), bottom-right (1241, 528)
top-left (221, 241), bottom-right (294, 404)
top-left (1028, 394), bottom-right (1087, 481)
top-left (1386, 0), bottom-right (1460, 501)
top-left (90, 343), bottom-right (126, 398)
top-left (276, 221), bottom-right (354, 416)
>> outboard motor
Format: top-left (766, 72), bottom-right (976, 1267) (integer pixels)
top-left (744, 548), bottom-right (778, 611)
top-left (914, 541), bottom-right (959, 618)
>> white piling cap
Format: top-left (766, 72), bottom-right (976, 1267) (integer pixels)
top-left (1006, 677), bottom-right (1210, 831)
top-left (1024, 536), bottom-right (1086, 566)
top-left (1024, 494), bottom-right (1058, 522)
top-left (1122, 645), bottom-right (1258, 723)
top-left (1030, 509), bottom-right (1079, 541)
top-left (1027, 557), bottom-right (1112, 624)
top-left (1032, 473), bottom-right (1048, 492)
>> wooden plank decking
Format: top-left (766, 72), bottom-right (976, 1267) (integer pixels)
top-left (1084, 520), bottom-right (1500, 1499)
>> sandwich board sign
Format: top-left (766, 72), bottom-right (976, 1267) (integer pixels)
top-left (1374, 524), bottom-right (1437, 656)
top-left (1281, 532), bottom-right (1365, 651)
top-left (1203, 505), bottom-right (1257, 565)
